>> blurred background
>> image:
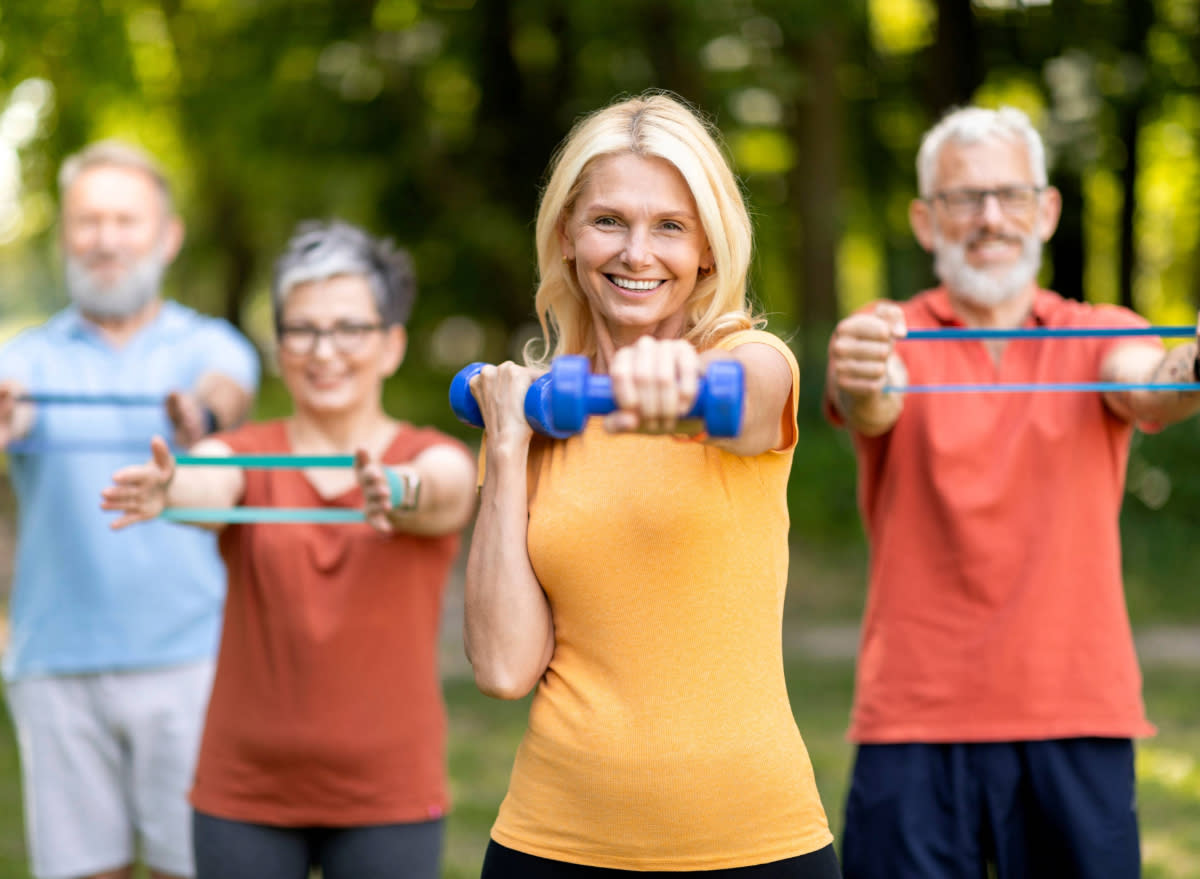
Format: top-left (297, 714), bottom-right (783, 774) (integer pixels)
top-left (1, 0), bottom-right (1200, 876)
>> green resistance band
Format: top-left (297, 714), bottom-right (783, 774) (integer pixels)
top-left (160, 507), bottom-right (366, 524)
top-left (165, 453), bottom-right (364, 523)
top-left (174, 454), bottom-right (356, 469)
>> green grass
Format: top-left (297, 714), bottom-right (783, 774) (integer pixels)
top-left (444, 658), bottom-right (1200, 878)
top-left (2, 658), bottom-right (1199, 878)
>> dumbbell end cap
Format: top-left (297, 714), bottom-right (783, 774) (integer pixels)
top-left (449, 362), bottom-right (487, 428)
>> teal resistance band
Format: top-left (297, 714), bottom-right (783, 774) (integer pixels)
top-left (165, 452), bottom-right (363, 523)
top-left (385, 468), bottom-right (407, 507)
top-left (174, 453), bottom-right (355, 469)
top-left (161, 507), bottom-right (365, 524)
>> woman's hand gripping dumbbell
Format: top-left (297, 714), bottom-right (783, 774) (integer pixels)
top-left (450, 356), bottom-right (744, 439)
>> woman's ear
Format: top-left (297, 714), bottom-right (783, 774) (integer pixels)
top-left (558, 216), bottom-right (575, 262)
top-left (381, 324), bottom-right (406, 375)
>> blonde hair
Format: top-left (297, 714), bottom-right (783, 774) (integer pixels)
top-left (527, 92), bottom-right (758, 366)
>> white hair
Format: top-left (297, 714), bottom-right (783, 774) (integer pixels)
top-left (271, 219), bottom-right (416, 327)
top-left (58, 139), bottom-right (174, 213)
top-left (916, 106), bottom-right (1048, 197)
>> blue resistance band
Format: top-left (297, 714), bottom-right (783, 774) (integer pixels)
top-left (903, 325), bottom-right (1196, 341)
top-left (884, 382), bottom-right (1200, 394)
top-left (6, 439), bottom-right (166, 455)
top-left (16, 392), bottom-right (165, 406)
top-left (887, 324), bottom-right (1200, 393)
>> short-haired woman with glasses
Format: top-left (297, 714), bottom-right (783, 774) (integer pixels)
top-left (101, 219), bottom-right (478, 879)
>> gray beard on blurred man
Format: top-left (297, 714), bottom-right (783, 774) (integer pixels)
top-left (65, 243), bottom-right (167, 319)
top-left (932, 230), bottom-right (1043, 307)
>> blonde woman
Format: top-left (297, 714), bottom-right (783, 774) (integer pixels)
top-left (466, 93), bottom-right (840, 878)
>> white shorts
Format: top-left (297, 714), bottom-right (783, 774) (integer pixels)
top-left (5, 660), bottom-right (215, 879)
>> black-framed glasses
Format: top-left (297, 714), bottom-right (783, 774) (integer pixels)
top-left (277, 322), bottom-right (385, 355)
top-left (928, 185), bottom-right (1044, 218)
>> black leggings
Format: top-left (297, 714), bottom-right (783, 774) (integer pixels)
top-left (193, 810), bottom-right (443, 879)
top-left (481, 841), bottom-right (842, 878)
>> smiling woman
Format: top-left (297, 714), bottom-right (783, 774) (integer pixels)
top-left (558, 152), bottom-right (714, 349)
top-left (462, 92), bottom-right (842, 878)
top-left (99, 219), bottom-right (479, 879)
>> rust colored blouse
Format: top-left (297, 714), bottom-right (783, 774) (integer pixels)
top-left (190, 419), bottom-right (464, 826)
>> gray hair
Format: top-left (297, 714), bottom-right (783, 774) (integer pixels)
top-left (58, 139), bottom-right (174, 212)
top-left (271, 219), bottom-right (416, 327)
top-left (916, 106), bottom-right (1048, 197)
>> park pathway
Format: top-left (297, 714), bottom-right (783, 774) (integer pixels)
top-left (435, 578), bottom-right (1200, 680)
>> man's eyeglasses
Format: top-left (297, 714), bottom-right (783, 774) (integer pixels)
top-left (927, 185), bottom-right (1044, 218)
top-left (277, 322), bottom-right (385, 355)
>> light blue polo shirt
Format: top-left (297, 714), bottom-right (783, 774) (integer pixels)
top-left (0, 301), bottom-right (260, 680)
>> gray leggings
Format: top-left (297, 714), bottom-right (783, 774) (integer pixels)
top-left (193, 810), bottom-right (443, 879)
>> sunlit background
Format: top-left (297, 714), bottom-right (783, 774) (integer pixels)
top-left (3, 2), bottom-right (1200, 876)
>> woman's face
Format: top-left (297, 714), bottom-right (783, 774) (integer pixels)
top-left (276, 274), bottom-right (403, 416)
top-left (560, 153), bottom-right (713, 348)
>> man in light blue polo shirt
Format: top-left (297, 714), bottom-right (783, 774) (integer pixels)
top-left (0, 141), bottom-right (259, 879)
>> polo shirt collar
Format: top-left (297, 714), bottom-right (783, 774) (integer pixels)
top-left (923, 286), bottom-right (1053, 328)
top-left (59, 299), bottom-right (180, 341)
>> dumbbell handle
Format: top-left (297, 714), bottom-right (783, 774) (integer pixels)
top-left (449, 362), bottom-right (558, 436)
top-left (541, 355), bottom-right (744, 437)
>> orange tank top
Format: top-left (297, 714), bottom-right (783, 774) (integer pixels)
top-left (490, 330), bottom-right (833, 870)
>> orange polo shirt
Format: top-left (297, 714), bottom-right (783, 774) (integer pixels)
top-left (829, 288), bottom-right (1160, 744)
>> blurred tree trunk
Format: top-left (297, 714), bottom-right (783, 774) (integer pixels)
top-left (1117, 104), bottom-right (1142, 311)
top-left (160, 0), bottom-right (258, 331)
top-left (209, 180), bottom-right (256, 328)
top-left (1049, 172), bottom-right (1084, 301)
top-left (646, 4), bottom-right (704, 106)
top-left (925, 0), bottom-right (983, 114)
top-left (475, 0), bottom-right (572, 327)
top-left (788, 25), bottom-right (844, 371)
top-left (1116, 0), bottom-right (1154, 311)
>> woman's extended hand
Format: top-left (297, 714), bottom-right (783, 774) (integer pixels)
top-left (605, 336), bottom-right (702, 434)
top-left (100, 436), bottom-right (176, 530)
top-left (356, 449), bottom-right (402, 534)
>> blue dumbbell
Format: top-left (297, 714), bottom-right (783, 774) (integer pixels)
top-left (451, 357), bottom-right (745, 438)
top-left (449, 362), bottom-right (487, 428)
top-left (449, 362), bottom-right (558, 435)
top-left (526, 354), bottom-right (745, 437)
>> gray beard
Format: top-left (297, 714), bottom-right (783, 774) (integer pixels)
top-left (932, 232), bottom-right (1043, 307)
top-left (66, 246), bottom-right (167, 319)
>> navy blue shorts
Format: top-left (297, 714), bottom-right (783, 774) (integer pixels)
top-left (840, 738), bottom-right (1140, 879)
